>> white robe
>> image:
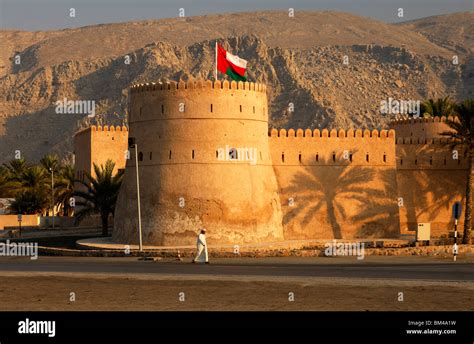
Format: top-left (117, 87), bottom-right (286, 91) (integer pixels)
top-left (194, 233), bottom-right (208, 263)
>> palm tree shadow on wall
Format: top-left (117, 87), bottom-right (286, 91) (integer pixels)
top-left (350, 170), bottom-right (400, 238)
top-left (404, 169), bottom-right (462, 228)
top-left (282, 154), bottom-right (385, 239)
top-left (399, 144), bottom-right (463, 233)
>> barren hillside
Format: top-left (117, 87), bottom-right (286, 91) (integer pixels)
top-left (0, 11), bottom-right (472, 162)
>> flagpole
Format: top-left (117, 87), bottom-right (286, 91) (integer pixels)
top-left (215, 41), bottom-right (218, 81)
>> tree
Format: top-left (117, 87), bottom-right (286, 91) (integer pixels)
top-left (55, 163), bottom-right (75, 216)
top-left (439, 99), bottom-right (474, 244)
top-left (40, 153), bottom-right (59, 216)
top-left (40, 154), bottom-right (59, 173)
top-left (3, 158), bottom-right (28, 182)
top-left (20, 166), bottom-right (49, 191)
top-left (9, 190), bottom-right (49, 214)
top-left (0, 166), bottom-right (20, 198)
top-left (14, 165), bottom-right (50, 214)
top-left (74, 160), bottom-right (124, 236)
top-left (421, 97), bottom-right (456, 117)
top-left (1, 155), bottom-right (77, 216)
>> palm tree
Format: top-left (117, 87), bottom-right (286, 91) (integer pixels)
top-left (74, 160), bottom-right (124, 236)
top-left (55, 163), bottom-right (75, 216)
top-left (40, 154), bottom-right (60, 217)
top-left (439, 99), bottom-right (474, 244)
top-left (40, 154), bottom-right (59, 173)
top-left (421, 97), bottom-right (456, 117)
top-left (17, 165), bottom-right (50, 214)
top-left (9, 190), bottom-right (49, 214)
top-left (0, 166), bottom-right (20, 197)
top-left (20, 166), bottom-right (49, 192)
top-left (8, 165), bottom-right (50, 215)
top-left (3, 158), bottom-right (28, 182)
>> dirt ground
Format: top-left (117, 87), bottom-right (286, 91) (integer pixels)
top-left (0, 274), bottom-right (472, 311)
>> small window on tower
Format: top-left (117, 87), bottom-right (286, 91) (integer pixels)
top-left (138, 152), bottom-right (143, 161)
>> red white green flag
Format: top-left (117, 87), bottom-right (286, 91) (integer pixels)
top-left (216, 43), bottom-right (247, 82)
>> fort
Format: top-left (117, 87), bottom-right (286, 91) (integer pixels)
top-left (74, 124), bottom-right (128, 182)
top-left (74, 79), bottom-right (466, 246)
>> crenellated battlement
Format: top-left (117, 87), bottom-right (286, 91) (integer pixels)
top-left (389, 115), bottom-right (455, 140)
top-left (269, 128), bottom-right (396, 139)
top-left (269, 127), bottom-right (397, 167)
top-left (130, 79), bottom-right (267, 94)
top-left (389, 115), bottom-right (456, 125)
top-left (90, 125), bottom-right (128, 132)
top-left (129, 78), bottom-right (269, 132)
top-left (75, 124), bottom-right (128, 137)
top-left (396, 137), bottom-right (453, 144)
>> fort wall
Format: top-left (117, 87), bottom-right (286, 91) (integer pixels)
top-left (269, 128), bottom-right (400, 239)
top-left (395, 137), bottom-right (467, 238)
top-left (389, 116), bottom-right (453, 139)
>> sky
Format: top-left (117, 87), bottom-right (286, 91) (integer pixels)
top-left (0, 0), bottom-right (472, 31)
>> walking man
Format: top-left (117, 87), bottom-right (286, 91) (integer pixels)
top-left (192, 228), bottom-right (209, 264)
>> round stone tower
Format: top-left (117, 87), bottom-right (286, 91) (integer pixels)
top-left (389, 116), bottom-right (453, 139)
top-left (113, 79), bottom-right (284, 246)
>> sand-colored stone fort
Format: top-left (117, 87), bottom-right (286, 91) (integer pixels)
top-left (74, 79), bottom-right (466, 246)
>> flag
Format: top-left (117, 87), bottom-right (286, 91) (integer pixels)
top-left (217, 43), bottom-right (247, 82)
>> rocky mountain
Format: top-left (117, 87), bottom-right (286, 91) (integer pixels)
top-left (0, 11), bottom-right (472, 163)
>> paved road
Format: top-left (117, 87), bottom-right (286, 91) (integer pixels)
top-left (0, 256), bottom-right (472, 281)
